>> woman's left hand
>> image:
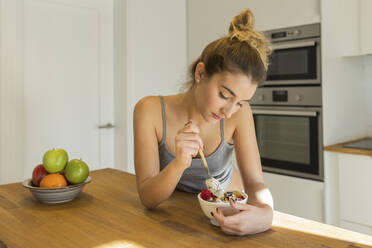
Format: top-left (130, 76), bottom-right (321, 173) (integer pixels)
top-left (211, 199), bottom-right (273, 236)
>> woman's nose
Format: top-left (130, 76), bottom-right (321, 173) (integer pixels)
top-left (222, 105), bottom-right (234, 119)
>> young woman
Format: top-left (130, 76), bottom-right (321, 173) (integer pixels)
top-left (133, 8), bottom-right (274, 235)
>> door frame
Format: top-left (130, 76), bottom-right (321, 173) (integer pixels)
top-left (113, 0), bottom-right (128, 173)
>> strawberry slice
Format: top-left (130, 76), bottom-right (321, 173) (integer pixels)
top-left (201, 189), bottom-right (213, 201)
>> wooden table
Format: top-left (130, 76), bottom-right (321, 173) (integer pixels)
top-left (0, 169), bottom-right (371, 248)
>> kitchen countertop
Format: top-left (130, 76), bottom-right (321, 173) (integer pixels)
top-left (1, 168), bottom-right (372, 247)
top-left (324, 137), bottom-right (372, 156)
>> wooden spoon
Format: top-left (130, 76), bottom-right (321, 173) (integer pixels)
top-left (199, 149), bottom-right (224, 198)
top-left (199, 148), bottom-right (210, 176)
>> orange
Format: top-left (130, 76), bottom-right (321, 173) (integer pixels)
top-left (40, 174), bottom-right (67, 188)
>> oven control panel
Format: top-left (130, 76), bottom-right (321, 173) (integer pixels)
top-left (250, 86), bottom-right (322, 106)
top-left (272, 90), bottom-right (288, 102)
top-left (264, 23), bottom-right (320, 43)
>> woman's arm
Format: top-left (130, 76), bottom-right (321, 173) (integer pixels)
top-left (233, 103), bottom-right (274, 210)
top-left (212, 103), bottom-right (274, 235)
top-left (134, 96), bottom-right (202, 209)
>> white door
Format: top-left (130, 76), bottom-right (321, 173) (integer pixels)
top-left (0, 0), bottom-right (114, 183)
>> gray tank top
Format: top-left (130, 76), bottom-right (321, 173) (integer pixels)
top-left (158, 96), bottom-right (234, 193)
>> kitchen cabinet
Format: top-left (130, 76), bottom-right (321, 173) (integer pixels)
top-left (324, 145), bottom-right (372, 236)
top-left (338, 153), bottom-right (372, 232)
top-left (321, 0), bottom-right (366, 147)
top-left (263, 172), bottom-right (324, 222)
top-left (342, 0), bottom-right (372, 56)
top-left (360, 0), bottom-right (372, 55)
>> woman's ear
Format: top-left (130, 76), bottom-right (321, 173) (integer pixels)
top-left (194, 62), bottom-right (206, 81)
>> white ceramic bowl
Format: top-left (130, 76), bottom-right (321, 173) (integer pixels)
top-left (197, 191), bottom-right (248, 226)
top-left (22, 176), bottom-right (91, 204)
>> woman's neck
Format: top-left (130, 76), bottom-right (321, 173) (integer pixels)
top-left (179, 88), bottom-right (211, 128)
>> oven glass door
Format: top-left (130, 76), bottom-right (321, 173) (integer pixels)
top-left (267, 41), bottom-right (317, 81)
top-left (253, 110), bottom-right (319, 177)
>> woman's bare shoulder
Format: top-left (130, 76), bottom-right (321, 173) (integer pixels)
top-left (134, 96), bottom-right (161, 114)
top-left (133, 95), bottom-right (176, 142)
top-left (133, 96), bottom-right (162, 125)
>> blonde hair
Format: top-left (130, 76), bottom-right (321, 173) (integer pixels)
top-left (185, 8), bottom-right (271, 90)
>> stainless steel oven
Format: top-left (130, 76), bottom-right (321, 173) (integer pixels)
top-left (250, 86), bottom-right (323, 181)
top-left (264, 23), bottom-right (321, 86)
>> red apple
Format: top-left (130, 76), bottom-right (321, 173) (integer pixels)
top-left (32, 164), bottom-right (48, 186)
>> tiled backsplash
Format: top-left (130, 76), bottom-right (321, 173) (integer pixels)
top-left (364, 56), bottom-right (372, 136)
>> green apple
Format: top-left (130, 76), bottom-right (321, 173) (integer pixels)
top-left (42, 148), bottom-right (69, 173)
top-left (65, 159), bottom-right (89, 184)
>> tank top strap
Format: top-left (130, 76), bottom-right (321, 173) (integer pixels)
top-left (159, 96), bottom-right (166, 144)
top-left (220, 119), bottom-right (225, 141)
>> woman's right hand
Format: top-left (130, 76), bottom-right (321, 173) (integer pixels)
top-left (174, 120), bottom-right (203, 170)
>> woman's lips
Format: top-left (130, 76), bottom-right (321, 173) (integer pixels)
top-left (212, 113), bottom-right (222, 120)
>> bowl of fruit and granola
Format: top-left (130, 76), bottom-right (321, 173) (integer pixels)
top-left (197, 189), bottom-right (248, 226)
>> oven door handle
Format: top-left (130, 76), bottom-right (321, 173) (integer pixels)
top-left (273, 41), bottom-right (316, 50)
top-left (252, 109), bottom-right (317, 117)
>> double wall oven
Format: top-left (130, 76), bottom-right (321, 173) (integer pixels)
top-left (251, 23), bottom-right (323, 181)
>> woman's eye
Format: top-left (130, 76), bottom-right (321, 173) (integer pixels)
top-left (237, 102), bottom-right (243, 107)
top-left (219, 92), bottom-right (228, 99)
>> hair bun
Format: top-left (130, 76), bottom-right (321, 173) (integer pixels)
top-left (229, 8), bottom-right (255, 33)
top-left (228, 8), bottom-right (272, 70)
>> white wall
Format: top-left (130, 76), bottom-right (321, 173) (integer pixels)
top-left (321, 0), bottom-right (367, 146)
top-left (363, 56), bottom-right (372, 136)
top-left (125, 0), bottom-right (187, 173)
top-left (0, 0), bottom-right (24, 184)
top-left (187, 0), bottom-right (320, 63)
